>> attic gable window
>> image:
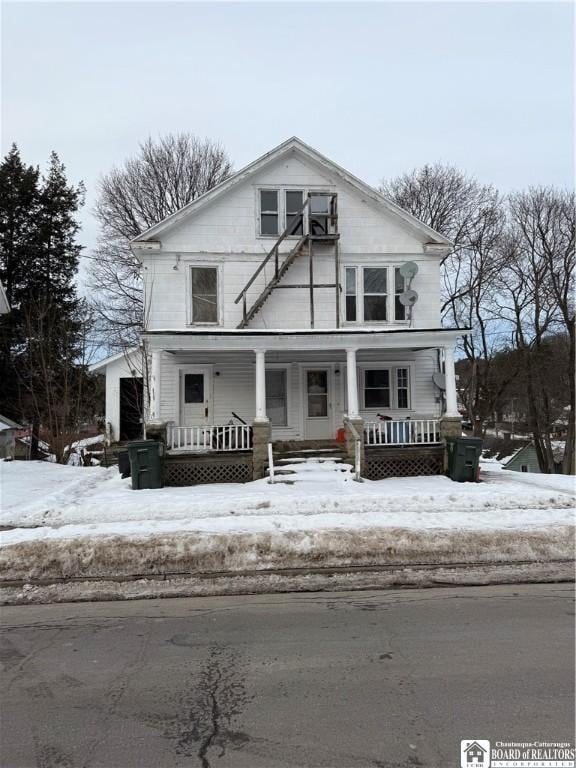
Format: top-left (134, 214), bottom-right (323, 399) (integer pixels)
top-left (260, 190), bottom-right (279, 236)
top-left (191, 266), bottom-right (218, 324)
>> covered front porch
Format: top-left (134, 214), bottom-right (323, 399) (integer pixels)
top-left (143, 328), bottom-right (462, 483)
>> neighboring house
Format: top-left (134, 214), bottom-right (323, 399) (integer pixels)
top-left (504, 441), bottom-right (564, 473)
top-left (99, 137), bottom-right (464, 485)
top-left (0, 279), bottom-right (9, 315)
top-left (90, 349), bottom-right (144, 444)
top-left (0, 414), bottom-right (22, 459)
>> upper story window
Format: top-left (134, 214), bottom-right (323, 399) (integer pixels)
top-left (363, 268), bottom-right (388, 321)
top-left (190, 266), bottom-right (218, 324)
top-left (394, 268), bottom-right (406, 321)
top-left (260, 190), bottom-right (279, 236)
top-left (344, 266), bottom-right (408, 324)
top-left (285, 190), bottom-right (304, 236)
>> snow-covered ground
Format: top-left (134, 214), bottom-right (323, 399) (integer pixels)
top-left (0, 459), bottom-right (573, 596)
top-left (0, 458), bottom-right (574, 546)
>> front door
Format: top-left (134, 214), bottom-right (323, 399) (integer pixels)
top-left (303, 368), bottom-right (332, 439)
top-left (179, 367), bottom-right (212, 426)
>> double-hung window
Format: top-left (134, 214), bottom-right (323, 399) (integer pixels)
top-left (190, 266), bottom-right (218, 324)
top-left (260, 190), bottom-right (279, 236)
top-left (285, 190), bottom-right (304, 236)
top-left (363, 367), bottom-right (411, 409)
top-left (363, 268), bottom-right (388, 322)
top-left (344, 266), bottom-right (408, 323)
top-left (394, 267), bottom-right (406, 321)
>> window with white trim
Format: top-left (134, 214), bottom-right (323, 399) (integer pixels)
top-left (190, 266), bottom-right (218, 324)
top-left (363, 367), bottom-right (411, 409)
top-left (260, 190), bottom-right (279, 236)
top-left (344, 266), bottom-right (409, 324)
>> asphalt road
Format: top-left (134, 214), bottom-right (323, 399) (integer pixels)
top-left (1, 583), bottom-right (574, 768)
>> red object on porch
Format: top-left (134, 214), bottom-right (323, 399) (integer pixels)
top-left (336, 427), bottom-right (346, 443)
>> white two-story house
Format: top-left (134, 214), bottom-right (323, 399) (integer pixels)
top-left (93, 137), bottom-right (464, 485)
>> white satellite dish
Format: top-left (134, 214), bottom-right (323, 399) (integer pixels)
top-left (399, 289), bottom-right (418, 306)
top-left (399, 261), bottom-right (419, 279)
top-left (432, 371), bottom-right (446, 390)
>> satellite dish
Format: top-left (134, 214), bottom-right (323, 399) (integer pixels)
top-left (399, 289), bottom-right (418, 306)
top-left (433, 371), bottom-right (446, 390)
top-left (399, 261), bottom-right (419, 279)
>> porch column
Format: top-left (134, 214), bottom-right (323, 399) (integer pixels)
top-left (254, 349), bottom-right (268, 422)
top-left (252, 349), bottom-right (271, 480)
top-left (150, 349), bottom-right (162, 421)
top-left (443, 344), bottom-right (459, 417)
top-left (345, 348), bottom-right (359, 418)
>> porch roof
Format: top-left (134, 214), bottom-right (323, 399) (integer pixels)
top-left (142, 326), bottom-right (465, 352)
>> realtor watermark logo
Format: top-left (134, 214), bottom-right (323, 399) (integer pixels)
top-left (461, 741), bottom-right (491, 767)
top-left (461, 740), bottom-right (575, 768)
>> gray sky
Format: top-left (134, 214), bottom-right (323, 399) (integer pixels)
top-left (2, 1), bottom-right (574, 276)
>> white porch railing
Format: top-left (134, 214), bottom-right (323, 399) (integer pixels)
top-left (168, 424), bottom-right (252, 452)
top-left (364, 419), bottom-right (441, 446)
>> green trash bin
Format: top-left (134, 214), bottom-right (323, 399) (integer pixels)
top-left (446, 436), bottom-right (483, 482)
top-left (127, 440), bottom-right (165, 490)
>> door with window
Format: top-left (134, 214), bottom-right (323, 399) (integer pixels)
top-left (179, 367), bottom-right (212, 426)
top-left (303, 368), bottom-right (332, 439)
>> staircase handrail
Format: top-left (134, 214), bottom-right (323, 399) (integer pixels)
top-left (234, 197), bottom-right (310, 305)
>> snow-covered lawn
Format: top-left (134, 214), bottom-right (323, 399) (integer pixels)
top-left (1, 458), bottom-right (574, 544)
top-left (0, 458), bottom-right (573, 590)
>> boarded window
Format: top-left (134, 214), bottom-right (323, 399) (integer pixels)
top-left (191, 267), bottom-right (218, 323)
top-left (364, 369), bottom-right (390, 408)
top-left (285, 190), bottom-right (303, 236)
top-left (266, 369), bottom-right (288, 426)
top-left (363, 268), bottom-right (388, 322)
top-left (260, 190), bottom-right (279, 235)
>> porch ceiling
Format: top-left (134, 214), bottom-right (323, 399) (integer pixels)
top-left (143, 327), bottom-right (465, 353)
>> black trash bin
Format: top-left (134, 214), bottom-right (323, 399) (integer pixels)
top-left (446, 436), bottom-right (483, 482)
top-left (127, 440), bottom-right (164, 490)
top-left (117, 450), bottom-right (131, 479)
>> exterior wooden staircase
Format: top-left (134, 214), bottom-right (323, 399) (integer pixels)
top-left (235, 192), bottom-right (339, 329)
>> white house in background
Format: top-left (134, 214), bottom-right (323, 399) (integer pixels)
top-left (0, 280), bottom-right (9, 314)
top-left (94, 137), bottom-right (464, 485)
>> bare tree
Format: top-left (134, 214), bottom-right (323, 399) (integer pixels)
top-left (381, 164), bottom-right (507, 433)
top-left (87, 134), bottom-right (233, 350)
top-left (498, 187), bottom-right (575, 473)
top-left (18, 299), bottom-right (100, 464)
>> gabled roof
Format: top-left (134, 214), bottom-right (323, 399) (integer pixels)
top-left (131, 136), bottom-right (453, 248)
top-left (0, 413), bottom-right (22, 430)
top-left (89, 347), bottom-right (139, 373)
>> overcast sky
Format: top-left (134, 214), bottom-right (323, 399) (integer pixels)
top-left (2, 1), bottom-right (574, 276)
